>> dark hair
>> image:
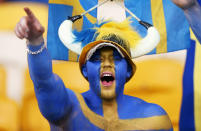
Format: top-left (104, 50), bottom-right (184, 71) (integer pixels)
top-left (100, 34), bottom-right (131, 56)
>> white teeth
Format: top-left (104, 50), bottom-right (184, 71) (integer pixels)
top-left (103, 73), bottom-right (112, 77)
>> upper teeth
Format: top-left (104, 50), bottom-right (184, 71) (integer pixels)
top-left (103, 73), bottom-right (112, 77)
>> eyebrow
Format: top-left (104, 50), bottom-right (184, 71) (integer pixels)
top-left (101, 51), bottom-right (113, 56)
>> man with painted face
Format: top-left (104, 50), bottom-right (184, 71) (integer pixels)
top-left (15, 0), bottom-right (201, 130)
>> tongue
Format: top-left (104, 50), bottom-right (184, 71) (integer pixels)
top-left (102, 80), bottom-right (113, 87)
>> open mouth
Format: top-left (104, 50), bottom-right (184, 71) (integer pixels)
top-left (100, 72), bottom-right (115, 87)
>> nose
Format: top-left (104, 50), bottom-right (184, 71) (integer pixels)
top-left (102, 59), bottom-right (113, 68)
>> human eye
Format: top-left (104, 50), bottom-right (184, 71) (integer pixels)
top-left (90, 56), bottom-right (101, 62)
top-left (113, 56), bottom-right (122, 61)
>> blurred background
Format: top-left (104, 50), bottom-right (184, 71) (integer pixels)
top-left (0, 0), bottom-right (199, 131)
top-left (0, 0), bottom-right (49, 130)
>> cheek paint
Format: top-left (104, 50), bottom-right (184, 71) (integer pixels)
top-left (113, 50), bottom-right (128, 96)
top-left (86, 61), bottom-right (101, 96)
top-left (115, 59), bottom-right (128, 95)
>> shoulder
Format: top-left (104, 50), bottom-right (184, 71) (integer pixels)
top-left (121, 95), bottom-right (173, 130)
top-left (119, 96), bottom-right (172, 130)
top-left (143, 102), bottom-right (167, 116)
top-left (65, 88), bottom-right (81, 105)
top-left (119, 95), bottom-right (170, 119)
top-left (123, 95), bottom-right (167, 116)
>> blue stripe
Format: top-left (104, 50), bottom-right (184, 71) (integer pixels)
top-left (79, 0), bottom-right (97, 18)
top-left (47, 4), bottom-right (73, 60)
top-left (125, 0), bottom-right (153, 37)
top-left (179, 40), bottom-right (195, 131)
top-left (124, 0), bottom-right (156, 54)
top-left (82, 15), bottom-right (95, 29)
top-left (198, 0), bottom-right (201, 6)
top-left (162, 0), bottom-right (191, 52)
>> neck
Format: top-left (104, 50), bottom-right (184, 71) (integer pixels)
top-left (102, 98), bottom-right (119, 121)
top-left (86, 84), bottom-right (125, 116)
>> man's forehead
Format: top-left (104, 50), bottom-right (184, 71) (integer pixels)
top-left (100, 47), bottom-right (114, 54)
top-left (86, 43), bottom-right (125, 61)
top-left (93, 46), bottom-right (121, 56)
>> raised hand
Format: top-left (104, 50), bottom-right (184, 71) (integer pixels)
top-left (171, 0), bottom-right (198, 10)
top-left (15, 7), bottom-right (44, 45)
top-left (172, 0), bottom-right (201, 42)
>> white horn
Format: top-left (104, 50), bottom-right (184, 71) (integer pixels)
top-left (131, 27), bottom-right (160, 58)
top-left (58, 20), bottom-right (82, 55)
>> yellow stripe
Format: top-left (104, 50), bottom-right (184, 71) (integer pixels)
top-left (0, 65), bottom-right (6, 98)
top-left (67, 50), bottom-right (77, 61)
top-left (75, 92), bottom-right (172, 130)
top-left (74, 93), bottom-right (106, 129)
top-left (118, 115), bottom-right (172, 130)
top-left (49, 0), bottom-right (97, 61)
top-left (195, 42), bottom-right (201, 131)
top-left (49, 0), bottom-right (97, 26)
top-left (102, 100), bottom-right (119, 131)
top-left (49, 0), bottom-right (73, 5)
top-left (151, 0), bottom-right (167, 53)
top-left (190, 29), bottom-right (201, 131)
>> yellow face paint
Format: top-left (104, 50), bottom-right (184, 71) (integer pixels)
top-left (99, 47), bottom-right (116, 100)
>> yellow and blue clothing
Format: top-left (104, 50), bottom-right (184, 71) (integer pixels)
top-left (28, 43), bottom-right (173, 131)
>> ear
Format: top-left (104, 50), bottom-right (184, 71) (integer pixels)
top-left (82, 64), bottom-right (88, 78)
top-left (126, 64), bottom-right (132, 78)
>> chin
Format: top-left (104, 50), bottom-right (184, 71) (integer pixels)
top-left (100, 88), bottom-right (116, 100)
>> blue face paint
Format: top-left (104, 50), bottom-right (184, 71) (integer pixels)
top-left (113, 49), bottom-right (129, 98)
top-left (85, 50), bottom-right (101, 97)
top-left (83, 47), bottom-right (131, 99)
